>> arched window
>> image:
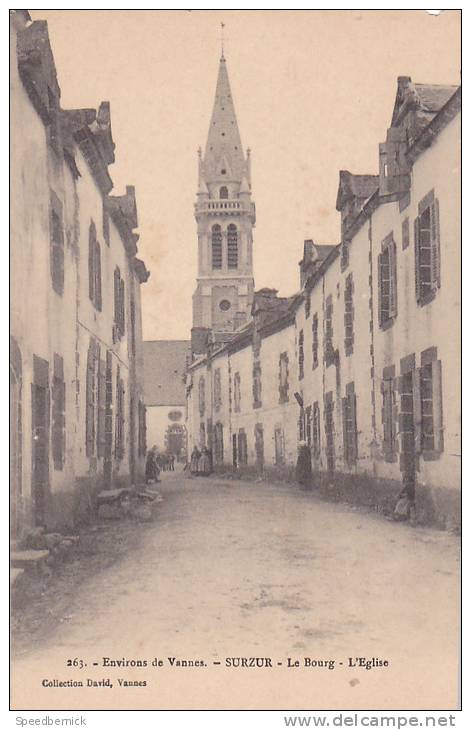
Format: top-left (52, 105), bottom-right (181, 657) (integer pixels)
top-left (219, 186), bottom-right (228, 199)
top-left (227, 224), bottom-right (238, 269)
top-left (211, 224), bottom-right (222, 269)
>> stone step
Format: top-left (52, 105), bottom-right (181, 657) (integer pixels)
top-left (10, 568), bottom-right (24, 587)
top-left (10, 550), bottom-right (50, 571)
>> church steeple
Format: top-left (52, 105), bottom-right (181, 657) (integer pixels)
top-left (203, 57), bottom-right (247, 185)
top-left (192, 53), bottom-right (256, 346)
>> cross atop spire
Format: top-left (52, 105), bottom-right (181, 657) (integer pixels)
top-left (220, 22), bottom-right (225, 60)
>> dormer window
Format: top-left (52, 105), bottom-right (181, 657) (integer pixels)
top-left (220, 186), bottom-right (228, 200)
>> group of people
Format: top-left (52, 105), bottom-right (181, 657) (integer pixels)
top-left (189, 446), bottom-right (213, 476)
top-left (145, 446), bottom-right (176, 484)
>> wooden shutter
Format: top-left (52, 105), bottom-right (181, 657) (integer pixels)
top-left (431, 198), bottom-right (441, 290)
top-left (95, 242), bottom-right (102, 311)
top-left (412, 368), bottom-right (422, 454)
top-left (89, 226), bottom-right (95, 303)
top-left (97, 357), bottom-right (106, 457)
top-left (342, 396), bottom-right (348, 463)
top-left (381, 380), bottom-right (393, 455)
top-left (350, 392), bottom-right (358, 461)
top-left (85, 342), bottom-right (96, 457)
top-left (431, 359), bottom-right (444, 452)
top-left (389, 240), bottom-right (398, 318)
top-left (105, 351), bottom-right (113, 459)
top-left (414, 217), bottom-right (421, 302)
top-left (120, 279), bottom-right (125, 335)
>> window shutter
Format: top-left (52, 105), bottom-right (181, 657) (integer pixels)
top-left (342, 396), bottom-right (348, 463)
top-left (89, 226), bottom-right (95, 303)
top-left (120, 279), bottom-right (126, 335)
top-left (414, 217), bottom-right (421, 302)
top-left (412, 368), bottom-right (422, 454)
top-left (389, 240), bottom-right (398, 318)
top-left (85, 343), bottom-right (96, 457)
top-left (350, 392), bottom-right (358, 461)
top-left (95, 243), bottom-right (102, 311)
top-left (97, 357), bottom-right (106, 457)
top-left (431, 198), bottom-right (441, 290)
top-left (431, 359), bottom-right (444, 452)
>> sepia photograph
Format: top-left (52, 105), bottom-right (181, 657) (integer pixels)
top-left (9, 8), bottom-right (461, 713)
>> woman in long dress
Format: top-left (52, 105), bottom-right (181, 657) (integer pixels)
top-left (190, 446), bottom-right (201, 475)
top-left (198, 447), bottom-right (211, 476)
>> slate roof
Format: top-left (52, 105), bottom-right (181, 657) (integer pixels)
top-left (143, 340), bottom-right (190, 406)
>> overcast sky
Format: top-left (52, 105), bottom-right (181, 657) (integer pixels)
top-left (31, 10), bottom-right (461, 341)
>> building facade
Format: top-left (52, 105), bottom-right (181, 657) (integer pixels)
top-left (186, 75), bottom-right (461, 528)
top-left (191, 53), bottom-right (256, 356)
top-left (143, 340), bottom-right (190, 460)
top-left (10, 11), bottom-right (150, 537)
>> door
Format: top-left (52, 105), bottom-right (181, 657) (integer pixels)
top-left (232, 433), bottom-right (237, 468)
top-left (10, 367), bottom-right (21, 538)
top-left (31, 382), bottom-right (49, 525)
top-left (324, 394), bottom-right (335, 473)
top-left (254, 424), bottom-right (264, 475)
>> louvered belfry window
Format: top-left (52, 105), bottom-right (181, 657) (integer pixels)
top-left (227, 224), bottom-right (238, 269)
top-left (211, 225), bottom-right (222, 269)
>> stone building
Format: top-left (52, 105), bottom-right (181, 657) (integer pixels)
top-left (186, 73), bottom-right (461, 528)
top-left (191, 52), bottom-right (256, 356)
top-left (143, 340), bottom-right (190, 460)
top-left (10, 11), bottom-right (150, 537)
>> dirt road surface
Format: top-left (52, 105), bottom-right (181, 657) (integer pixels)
top-left (11, 470), bottom-right (460, 710)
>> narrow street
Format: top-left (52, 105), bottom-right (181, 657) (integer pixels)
top-left (11, 470), bottom-right (460, 711)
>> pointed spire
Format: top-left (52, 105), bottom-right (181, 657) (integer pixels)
top-left (203, 55), bottom-right (246, 183)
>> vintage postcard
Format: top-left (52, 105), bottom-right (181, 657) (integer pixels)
top-left (10, 9), bottom-right (461, 712)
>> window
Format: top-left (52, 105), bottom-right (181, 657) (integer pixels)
top-left (103, 198), bottom-right (110, 246)
top-left (274, 426), bottom-right (285, 465)
top-left (305, 405), bottom-right (312, 447)
top-left (214, 422), bottom-right (224, 464)
top-left (252, 361), bottom-right (262, 409)
top-left (88, 221), bottom-right (102, 311)
top-left (50, 191), bottom-right (64, 296)
top-left (298, 406), bottom-right (305, 442)
top-left (378, 233), bottom-right (397, 328)
top-left (219, 299), bottom-right (231, 311)
top-left (234, 372), bottom-right (241, 413)
top-left (415, 191), bottom-right (440, 304)
top-left (104, 351), bottom-right (113, 462)
top-left (227, 224), bottom-right (238, 269)
top-left (85, 339), bottom-right (99, 458)
top-left (214, 368), bottom-right (222, 411)
top-left (198, 376), bottom-right (206, 417)
top-left (340, 240), bottom-right (349, 271)
top-left (113, 267), bottom-right (125, 340)
top-left (96, 356), bottom-right (106, 458)
top-left (115, 367), bottom-right (125, 460)
top-left (324, 295), bottom-right (335, 365)
top-left (220, 186), bottom-right (229, 199)
top-left (211, 225), bottom-right (222, 269)
top-left (305, 292), bottom-right (311, 318)
top-left (199, 422), bottom-right (206, 448)
top-left (238, 429), bottom-right (248, 465)
top-left (344, 273), bottom-right (354, 355)
top-left (298, 330), bottom-right (305, 380)
top-left (52, 354), bottom-right (65, 470)
top-left (342, 382), bottom-right (358, 466)
top-left (312, 401), bottom-right (321, 459)
top-left (279, 352), bottom-right (289, 403)
top-left (381, 369), bottom-right (397, 461)
top-left (47, 87), bottom-right (60, 155)
top-left (324, 392), bottom-right (335, 472)
top-left (312, 314), bottom-right (319, 369)
top-left (413, 350), bottom-right (443, 456)
top-left (402, 217), bottom-right (409, 250)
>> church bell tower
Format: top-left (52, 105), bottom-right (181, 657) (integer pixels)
top-left (192, 51), bottom-right (255, 347)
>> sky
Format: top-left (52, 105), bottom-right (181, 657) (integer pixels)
top-left (30, 10), bottom-right (461, 341)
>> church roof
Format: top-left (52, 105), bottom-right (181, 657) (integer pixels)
top-left (204, 56), bottom-right (246, 182)
top-left (143, 340), bottom-right (190, 406)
